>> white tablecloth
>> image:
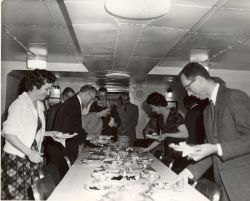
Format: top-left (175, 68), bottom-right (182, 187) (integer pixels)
top-left (47, 149), bottom-right (209, 201)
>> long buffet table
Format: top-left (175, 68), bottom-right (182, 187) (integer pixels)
top-left (47, 146), bottom-right (209, 201)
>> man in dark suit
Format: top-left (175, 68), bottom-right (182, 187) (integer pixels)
top-left (172, 62), bottom-right (250, 201)
top-left (46, 87), bottom-right (75, 131)
top-left (53, 85), bottom-right (97, 165)
top-left (43, 87), bottom-right (75, 180)
top-left (117, 93), bottom-right (139, 146)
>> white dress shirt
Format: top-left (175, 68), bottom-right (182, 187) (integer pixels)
top-left (209, 83), bottom-right (223, 156)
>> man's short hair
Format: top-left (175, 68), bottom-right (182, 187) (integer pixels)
top-left (80, 85), bottom-right (97, 94)
top-left (179, 62), bottom-right (211, 80)
top-left (121, 92), bottom-right (130, 100)
top-left (98, 87), bottom-right (108, 93)
top-left (62, 87), bottom-right (75, 96)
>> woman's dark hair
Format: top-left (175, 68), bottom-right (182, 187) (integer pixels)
top-left (18, 76), bottom-right (28, 94)
top-left (25, 69), bottom-right (56, 91)
top-left (146, 92), bottom-right (168, 107)
top-left (179, 62), bottom-right (210, 80)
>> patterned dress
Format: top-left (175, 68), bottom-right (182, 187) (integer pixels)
top-left (158, 108), bottom-right (186, 157)
top-left (1, 117), bottom-right (42, 200)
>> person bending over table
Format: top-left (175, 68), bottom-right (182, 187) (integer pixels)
top-left (171, 62), bottom-right (250, 201)
top-left (140, 92), bottom-right (188, 165)
top-left (53, 85), bottom-right (97, 165)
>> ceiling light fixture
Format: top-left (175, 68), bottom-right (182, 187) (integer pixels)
top-left (27, 46), bottom-right (48, 69)
top-left (50, 85), bottom-right (61, 99)
top-left (105, 0), bottom-right (171, 20)
top-left (27, 55), bottom-right (47, 70)
top-left (166, 87), bottom-right (173, 98)
top-left (190, 49), bottom-right (209, 71)
top-left (106, 72), bottom-right (130, 79)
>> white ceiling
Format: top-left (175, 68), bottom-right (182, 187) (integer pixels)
top-left (2, 0), bottom-right (250, 87)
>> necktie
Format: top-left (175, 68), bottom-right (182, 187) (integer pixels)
top-left (124, 105), bottom-right (126, 111)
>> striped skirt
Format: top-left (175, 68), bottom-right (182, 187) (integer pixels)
top-left (1, 152), bottom-right (40, 200)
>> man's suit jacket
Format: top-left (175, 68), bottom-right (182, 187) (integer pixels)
top-left (46, 102), bottom-right (61, 131)
top-left (53, 95), bottom-right (87, 163)
top-left (117, 102), bottom-right (139, 145)
top-left (188, 86), bottom-right (250, 201)
top-left (89, 100), bottom-right (120, 136)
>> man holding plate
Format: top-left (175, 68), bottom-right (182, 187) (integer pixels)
top-left (172, 62), bottom-right (250, 201)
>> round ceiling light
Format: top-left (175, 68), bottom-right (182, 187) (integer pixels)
top-left (105, 0), bottom-right (171, 20)
top-left (106, 72), bottom-right (130, 79)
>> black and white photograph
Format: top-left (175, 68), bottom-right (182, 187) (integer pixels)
top-left (1, 1), bottom-right (250, 201)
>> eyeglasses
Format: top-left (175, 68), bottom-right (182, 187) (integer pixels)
top-left (183, 78), bottom-right (196, 92)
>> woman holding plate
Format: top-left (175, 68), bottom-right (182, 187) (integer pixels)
top-left (1, 69), bottom-right (73, 200)
top-left (140, 92), bottom-right (188, 167)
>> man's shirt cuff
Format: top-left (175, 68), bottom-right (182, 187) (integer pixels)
top-left (216, 143), bottom-right (223, 156)
top-left (185, 168), bottom-right (194, 179)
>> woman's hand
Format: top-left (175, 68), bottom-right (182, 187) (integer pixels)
top-left (139, 147), bottom-right (151, 153)
top-left (146, 133), bottom-right (166, 142)
top-left (27, 149), bottom-right (44, 164)
top-left (146, 133), bottom-right (160, 140)
top-left (3, 134), bottom-right (44, 163)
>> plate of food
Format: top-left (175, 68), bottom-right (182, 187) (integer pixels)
top-left (150, 181), bottom-right (173, 190)
top-left (84, 182), bottom-right (112, 191)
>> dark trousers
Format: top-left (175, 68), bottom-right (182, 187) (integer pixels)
top-left (44, 139), bottom-right (69, 180)
top-left (65, 138), bottom-right (79, 164)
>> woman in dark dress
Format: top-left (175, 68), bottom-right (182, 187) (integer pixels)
top-left (140, 92), bottom-right (188, 159)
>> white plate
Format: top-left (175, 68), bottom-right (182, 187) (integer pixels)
top-left (169, 143), bottom-right (200, 152)
top-left (99, 135), bottom-right (113, 140)
top-left (55, 132), bottom-right (78, 139)
top-left (170, 145), bottom-right (199, 152)
top-left (145, 133), bottom-right (160, 140)
top-left (146, 133), bottom-right (158, 137)
top-left (169, 143), bottom-right (201, 157)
